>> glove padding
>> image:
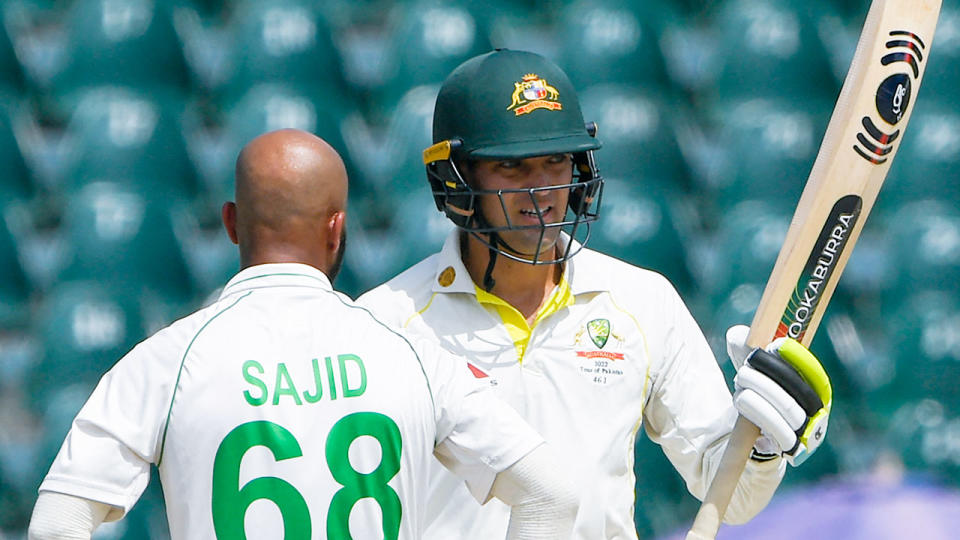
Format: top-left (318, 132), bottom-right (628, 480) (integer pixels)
top-left (727, 325), bottom-right (832, 466)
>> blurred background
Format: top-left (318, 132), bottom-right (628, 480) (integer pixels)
top-left (0, 0), bottom-right (957, 538)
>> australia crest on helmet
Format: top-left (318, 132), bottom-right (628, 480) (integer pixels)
top-left (508, 73), bottom-right (562, 116)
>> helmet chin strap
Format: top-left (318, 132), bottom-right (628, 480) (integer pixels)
top-left (482, 233), bottom-right (499, 292)
top-left (474, 205), bottom-right (499, 292)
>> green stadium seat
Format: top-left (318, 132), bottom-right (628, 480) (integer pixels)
top-left (170, 200), bottom-right (239, 297)
top-left (556, 0), bottom-right (677, 92)
top-left (58, 86), bottom-right (196, 201)
top-left (2, 197), bottom-right (68, 294)
top-left (589, 175), bottom-right (695, 296)
top-left (189, 83), bottom-right (354, 205)
top-left (0, 461), bottom-right (29, 531)
top-left (380, 1), bottom-right (492, 91)
top-left (882, 98), bottom-right (960, 210)
top-left (913, 3), bottom-right (959, 100)
top-left (342, 194), bottom-right (410, 297)
top-left (579, 83), bottom-right (690, 185)
top-left (694, 200), bottom-right (791, 302)
top-left (367, 84), bottom-right (440, 196)
top-left (0, 209), bottom-right (30, 327)
top-left (0, 4), bottom-right (25, 92)
top-left (389, 185), bottom-right (455, 272)
top-left (49, 0), bottom-right (189, 100)
top-left (884, 200), bottom-right (960, 293)
top-left (29, 280), bottom-right (146, 398)
top-left (877, 289), bottom-right (960, 417)
top-left (0, 101), bottom-right (34, 204)
top-left (632, 429), bottom-right (700, 539)
top-left (219, 0), bottom-right (349, 103)
top-left (690, 96), bottom-right (831, 215)
top-left (57, 182), bottom-right (193, 302)
top-left (701, 0), bottom-right (839, 101)
top-left (477, 3), bottom-right (560, 61)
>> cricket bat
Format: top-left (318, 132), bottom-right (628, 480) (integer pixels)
top-left (686, 1), bottom-right (942, 538)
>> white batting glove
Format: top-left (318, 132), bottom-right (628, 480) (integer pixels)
top-left (726, 325), bottom-right (832, 466)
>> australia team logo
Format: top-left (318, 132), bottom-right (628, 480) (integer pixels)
top-left (507, 74), bottom-right (562, 116)
top-left (574, 318), bottom-right (624, 361)
top-left (587, 318), bottom-right (610, 349)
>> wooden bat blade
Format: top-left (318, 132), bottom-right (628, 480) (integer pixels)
top-left (746, 0), bottom-right (942, 350)
top-left (687, 1), bottom-right (942, 538)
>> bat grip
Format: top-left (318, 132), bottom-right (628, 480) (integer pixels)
top-left (685, 415), bottom-right (761, 540)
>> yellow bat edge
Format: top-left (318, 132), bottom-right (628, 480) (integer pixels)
top-left (687, 0), bottom-right (942, 538)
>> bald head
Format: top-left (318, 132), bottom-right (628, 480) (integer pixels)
top-left (223, 129), bottom-right (348, 278)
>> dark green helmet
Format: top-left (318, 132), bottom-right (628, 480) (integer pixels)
top-left (423, 48), bottom-right (604, 266)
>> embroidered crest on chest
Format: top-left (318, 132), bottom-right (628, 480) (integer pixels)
top-left (574, 318), bottom-right (625, 354)
top-left (572, 318), bottom-right (628, 386)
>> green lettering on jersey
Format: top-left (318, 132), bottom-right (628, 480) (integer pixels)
top-left (302, 358), bottom-right (324, 403)
top-left (273, 363), bottom-right (303, 406)
top-left (212, 421), bottom-right (311, 538)
top-left (326, 412), bottom-right (402, 539)
top-left (325, 356), bottom-right (337, 400)
top-left (338, 354), bottom-right (367, 398)
top-left (242, 360), bottom-right (268, 406)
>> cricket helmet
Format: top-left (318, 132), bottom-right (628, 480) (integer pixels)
top-left (423, 48), bottom-right (604, 266)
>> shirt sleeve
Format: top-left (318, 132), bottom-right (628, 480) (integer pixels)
top-left (37, 329), bottom-right (182, 519)
top-left (642, 280), bottom-right (785, 524)
top-left (414, 339), bottom-right (545, 504)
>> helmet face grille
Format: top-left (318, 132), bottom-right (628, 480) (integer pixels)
top-left (425, 149), bottom-right (604, 265)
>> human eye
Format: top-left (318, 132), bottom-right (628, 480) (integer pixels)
top-left (546, 153), bottom-right (572, 165)
top-left (498, 159), bottom-right (522, 170)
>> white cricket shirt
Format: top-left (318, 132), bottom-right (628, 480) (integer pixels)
top-left (38, 263), bottom-right (543, 539)
top-left (359, 231), bottom-right (786, 539)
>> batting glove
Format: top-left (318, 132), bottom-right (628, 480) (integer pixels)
top-left (726, 325), bottom-right (832, 466)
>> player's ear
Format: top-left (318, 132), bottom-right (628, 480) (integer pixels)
top-left (222, 201), bottom-right (239, 245)
top-left (327, 210), bottom-right (345, 254)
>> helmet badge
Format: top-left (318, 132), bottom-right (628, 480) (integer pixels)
top-left (507, 73), bottom-right (562, 116)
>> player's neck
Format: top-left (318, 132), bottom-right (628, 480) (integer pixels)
top-left (462, 233), bottom-right (563, 322)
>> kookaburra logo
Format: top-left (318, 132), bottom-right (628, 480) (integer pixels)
top-left (892, 83), bottom-right (906, 116)
top-left (507, 74), bottom-right (562, 116)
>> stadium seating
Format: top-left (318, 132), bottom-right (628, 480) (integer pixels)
top-left (589, 174), bottom-right (696, 296)
top-left (915, 3), bottom-right (959, 100)
top-left (366, 83), bottom-right (440, 195)
top-left (882, 97), bottom-right (960, 210)
top-left (578, 83), bottom-right (691, 186)
top-left (632, 430), bottom-right (700, 539)
top-left (187, 82), bottom-right (356, 205)
top-left (217, 0), bottom-right (350, 102)
top-left (698, 0), bottom-right (840, 101)
top-left (170, 199), bottom-right (239, 297)
top-left (388, 186), bottom-right (456, 272)
top-left (28, 280), bottom-right (146, 403)
top-left (0, 101), bottom-right (34, 204)
top-left (56, 181), bottom-right (193, 303)
top-left (380, 1), bottom-right (492, 91)
top-left (879, 289), bottom-right (960, 416)
top-left (0, 1), bottom-right (958, 537)
top-left (55, 86), bottom-right (197, 201)
top-left (340, 193), bottom-right (410, 298)
top-left (0, 4), bottom-right (25, 93)
top-left (692, 199), bottom-right (791, 303)
top-left (478, 2), bottom-right (561, 61)
top-left (556, 0), bottom-right (677, 92)
top-left (687, 95), bottom-right (832, 217)
top-left (48, 0), bottom-right (189, 103)
top-left (884, 200), bottom-right (960, 294)
top-left (0, 211), bottom-right (30, 327)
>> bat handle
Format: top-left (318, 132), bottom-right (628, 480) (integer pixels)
top-left (685, 415), bottom-right (762, 540)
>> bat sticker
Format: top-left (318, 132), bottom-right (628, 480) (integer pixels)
top-left (777, 194), bottom-right (863, 341)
